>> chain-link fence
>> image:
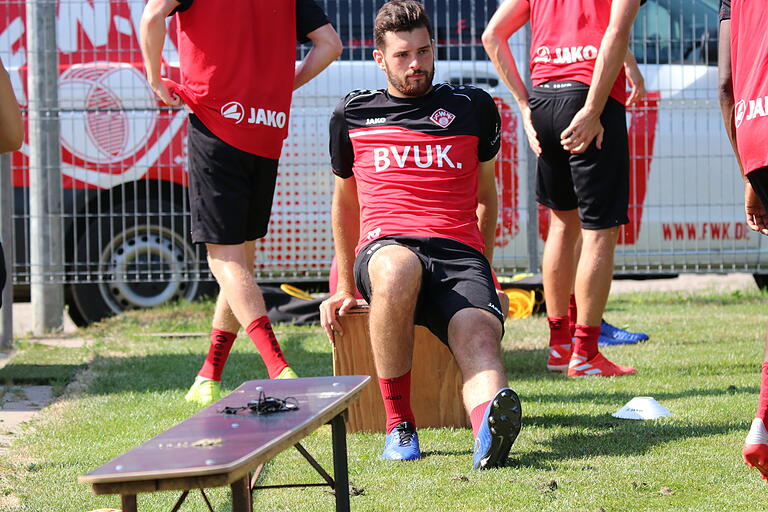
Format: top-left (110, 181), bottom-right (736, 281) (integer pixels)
top-left (0, 0), bottom-right (758, 326)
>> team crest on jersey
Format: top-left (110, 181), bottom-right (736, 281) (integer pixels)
top-left (430, 108), bottom-right (456, 128)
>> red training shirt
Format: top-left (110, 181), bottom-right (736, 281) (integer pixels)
top-left (166, 1), bottom-right (297, 159)
top-left (527, 0), bottom-right (627, 104)
top-left (329, 84), bottom-right (501, 255)
top-left (728, 0), bottom-right (768, 174)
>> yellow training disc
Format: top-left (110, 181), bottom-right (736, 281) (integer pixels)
top-left (280, 284), bottom-right (313, 301)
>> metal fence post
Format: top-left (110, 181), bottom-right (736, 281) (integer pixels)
top-left (0, 153), bottom-right (13, 348)
top-left (26, 0), bottom-right (64, 333)
top-left (523, 25), bottom-right (540, 274)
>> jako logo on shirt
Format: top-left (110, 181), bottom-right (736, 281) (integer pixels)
top-left (430, 108), bottom-right (456, 128)
top-left (533, 45), bottom-right (598, 64)
top-left (221, 101), bottom-right (245, 124)
top-left (533, 46), bottom-right (552, 63)
top-left (373, 145), bottom-right (462, 172)
top-left (735, 96), bottom-right (768, 128)
top-left (220, 101), bottom-right (287, 128)
top-left (366, 117), bottom-right (387, 125)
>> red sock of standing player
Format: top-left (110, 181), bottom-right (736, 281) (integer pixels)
top-left (572, 324), bottom-right (601, 361)
top-left (198, 328), bottom-right (237, 381)
top-left (246, 316), bottom-right (290, 378)
top-left (548, 315), bottom-right (571, 347)
top-left (755, 362), bottom-right (768, 426)
top-left (379, 370), bottom-right (416, 433)
top-left (568, 294), bottom-right (577, 338)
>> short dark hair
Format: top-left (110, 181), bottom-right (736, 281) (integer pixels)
top-left (374, 0), bottom-right (434, 49)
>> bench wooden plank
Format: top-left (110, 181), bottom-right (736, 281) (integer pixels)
top-left (80, 376), bottom-right (369, 495)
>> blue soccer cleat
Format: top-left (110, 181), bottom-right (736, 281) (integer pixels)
top-left (382, 422), bottom-right (421, 461)
top-left (600, 320), bottom-right (649, 344)
top-left (598, 334), bottom-right (625, 347)
top-left (473, 388), bottom-right (522, 470)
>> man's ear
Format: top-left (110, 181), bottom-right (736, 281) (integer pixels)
top-left (373, 48), bottom-right (386, 71)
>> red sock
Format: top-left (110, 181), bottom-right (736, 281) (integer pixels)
top-left (756, 362), bottom-right (768, 423)
top-left (568, 294), bottom-right (577, 338)
top-left (573, 324), bottom-right (601, 360)
top-left (198, 329), bottom-right (237, 381)
top-left (470, 401), bottom-right (491, 437)
top-left (378, 371), bottom-right (415, 433)
top-left (246, 316), bottom-right (289, 379)
top-left (548, 315), bottom-right (571, 347)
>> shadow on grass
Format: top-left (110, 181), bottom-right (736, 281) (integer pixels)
top-left (0, 363), bottom-right (85, 386)
top-left (84, 343), bottom-right (334, 396)
top-left (509, 414), bottom-right (744, 468)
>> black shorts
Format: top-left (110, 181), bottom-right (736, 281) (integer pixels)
top-left (530, 81), bottom-right (630, 230)
top-left (748, 167), bottom-right (768, 211)
top-left (187, 114), bottom-right (278, 245)
top-left (353, 236), bottom-right (505, 344)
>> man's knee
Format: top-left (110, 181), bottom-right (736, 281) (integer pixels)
top-left (581, 226), bottom-right (619, 249)
top-left (206, 243), bottom-right (251, 278)
top-left (548, 209), bottom-right (582, 239)
top-left (448, 308), bottom-right (503, 357)
top-left (368, 245), bottom-right (422, 298)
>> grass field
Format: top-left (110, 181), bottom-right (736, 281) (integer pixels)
top-left (1, 288), bottom-right (768, 511)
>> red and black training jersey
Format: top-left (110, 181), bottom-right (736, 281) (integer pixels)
top-left (723, 0), bottom-right (768, 174)
top-left (329, 83), bottom-right (501, 255)
top-left (527, 0), bottom-right (635, 104)
top-left (167, 0), bottom-right (330, 159)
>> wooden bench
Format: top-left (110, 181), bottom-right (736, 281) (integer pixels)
top-left (79, 376), bottom-right (369, 512)
top-left (333, 305), bottom-right (469, 433)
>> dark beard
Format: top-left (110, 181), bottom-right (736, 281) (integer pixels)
top-left (385, 63), bottom-right (435, 97)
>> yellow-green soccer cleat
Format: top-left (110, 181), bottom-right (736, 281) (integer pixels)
top-left (184, 376), bottom-right (221, 406)
top-left (276, 367), bottom-right (298, 379)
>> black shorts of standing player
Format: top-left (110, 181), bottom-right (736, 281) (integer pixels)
top-left (530, 81), bottom-right (630, 229)
top-left (353, 236), bottom-right (505, 344)
top-left (748, 167), bottom-right (768, 211)
top-left (187, 114), bottom-right (278, 245)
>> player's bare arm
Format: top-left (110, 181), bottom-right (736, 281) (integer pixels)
top-left (624, 51), bottom-right (646, 107)
top-left (560, 0), bottom-right (641, 153)
top-left (717, 18), bottom-right (743, 174)
top-left (476, 157), bottom-right (499, 263)
top-left (482, 0), bottom-right (540, 156)
top-left (294, 23), bottom-right (342, 90)
top-left (717, 17), bottom-right (768, 235)
top-left (139, 0), bottom-right (183, 106)
top-left (0, 56), bottom-right (23, 153)
top-left (319, 176), bottom-right (360, 342)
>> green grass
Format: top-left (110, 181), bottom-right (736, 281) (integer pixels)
top-left (0, 343), bottom-right (92, 390)
top-left (2, 290), bottom-right (768, 511)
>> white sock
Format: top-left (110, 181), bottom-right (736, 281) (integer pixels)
top-left (745, 418), bottom-right (768, 445)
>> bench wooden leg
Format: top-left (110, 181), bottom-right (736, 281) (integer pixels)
top-left (231, 476), bottom-right (253, 512)
top-left (121, 494), bottom-right (137, 512)
top-left (331, 413), bottom-right (350, 512)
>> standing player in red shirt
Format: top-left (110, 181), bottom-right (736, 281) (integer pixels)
top-left (483, 0), bottom-right (642, 377)
top-left (718, 0), bottom-right (768, 481)
top-left (320, 0), bottom-right (522, 469)
top-left (140, 0), bottom-right (341, 405)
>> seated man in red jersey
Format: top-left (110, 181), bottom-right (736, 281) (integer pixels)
top-left (718, 0), bottom-right (768, 482)
top-left (483, 0), bottom-right (643, 377)
top-left (319, 0), bottom-right (522, 470)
